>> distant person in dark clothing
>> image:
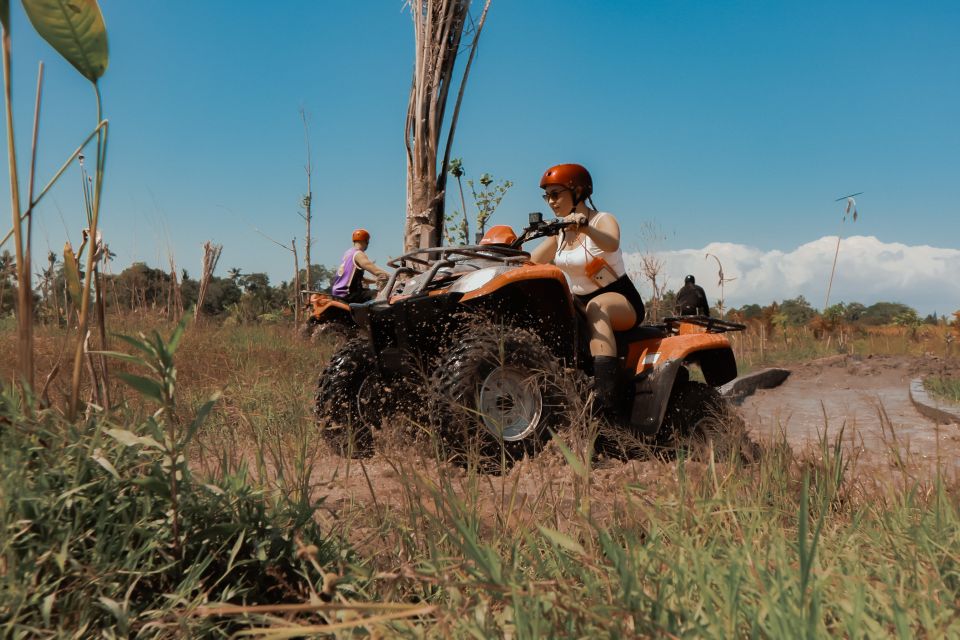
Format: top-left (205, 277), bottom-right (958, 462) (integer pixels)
top-left (675, 275), bottom-right (710, 316)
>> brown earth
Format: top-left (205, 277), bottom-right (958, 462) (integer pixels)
top-left (301, 354), bottom-right (960, 542)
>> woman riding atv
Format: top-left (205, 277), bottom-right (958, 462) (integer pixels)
top-left (529, 163), bottom-right (645, 409)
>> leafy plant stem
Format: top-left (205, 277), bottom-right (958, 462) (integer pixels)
top-left (0, 119), bottom-right (108, 250)
top-left (19, 62), bottom-right (43, 392)
top-left (2, 17), bottom-right (30, 390)
top-left (69, 83), bottom-right (108, 419)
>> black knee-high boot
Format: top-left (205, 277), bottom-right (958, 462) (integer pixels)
top-left (592, 355), bottom-right (620, 412)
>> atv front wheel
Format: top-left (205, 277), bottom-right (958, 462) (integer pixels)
top-left (305, 321), bottom-right (356, 346)
top-left (430, 327), bottom-right (568, 471)
top-left (314, 338), bottom-right (380, 456)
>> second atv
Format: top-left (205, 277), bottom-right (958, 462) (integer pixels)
top-left (315, 213), bottom-right (744, 467)
top-left (299, 290), bottom-right (359, 342)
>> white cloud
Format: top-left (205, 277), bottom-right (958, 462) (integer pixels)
top-left (624, 235), bottom-right (960, 316)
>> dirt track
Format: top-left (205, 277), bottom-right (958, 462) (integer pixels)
top-left (738, 354), bottom-right (960, 474)
top-left (309, 354), bottom-right (960, 531)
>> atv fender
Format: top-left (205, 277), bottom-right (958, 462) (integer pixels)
top-left (629, 345), bottom-right (737, 436)
top-left (630, 359), bottom-right (683, 436)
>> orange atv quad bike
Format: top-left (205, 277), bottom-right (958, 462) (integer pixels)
top-left (299, 290), bottom-right (359, 342)
top-left (314, 213), bottom-right (745, 467)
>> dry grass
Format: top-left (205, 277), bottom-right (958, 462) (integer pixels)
top-left (3, 316), bottom-right (960, 636)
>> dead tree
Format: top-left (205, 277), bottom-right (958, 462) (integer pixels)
top-left (299, 108), bottom-right (313, 291)
top-left (167, 253), bottom-right (183, 320)
top-left (640, 254), bottom-right (667, 322)
top-left (195, 241), bottom-right (222, 322)
top-left (636, 221), bottom-right (669, 321)
top-left (404, 0), bottom-right (491, 252)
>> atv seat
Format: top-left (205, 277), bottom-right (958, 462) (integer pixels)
top-left (573, 297), bottom-right (667, 350)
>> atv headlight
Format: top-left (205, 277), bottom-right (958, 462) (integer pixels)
top-left (447, 265), bottom-right (514, 294)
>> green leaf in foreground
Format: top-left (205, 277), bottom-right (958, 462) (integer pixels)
top-left (21, 0), bottom-right (109, 82)
top-left (114, 371), bottom-right (164, 404)
top-left (538, 525), bottom-right (586, 555)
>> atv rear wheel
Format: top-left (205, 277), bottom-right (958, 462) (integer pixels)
top-left (660, 378), bottom-right (753, 459)
top-left (314, 338), bottom-right (380, 456)
top-left (430, 327), bottom-right (568, 472)
top-left (661, 379), bottom-right (725, 439)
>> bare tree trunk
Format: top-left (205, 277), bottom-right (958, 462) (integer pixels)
top-left (292, 238), bottom-right (300, 328)
top-left (300, 108), bottom-right (313, 291)
top-left (404, 0), bottom-right (491, 252)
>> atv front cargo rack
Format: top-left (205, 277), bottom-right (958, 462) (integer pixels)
top-left (386, 244), bottom-right (530, 271)
top-left (382, 245), bottom-right (531, 299)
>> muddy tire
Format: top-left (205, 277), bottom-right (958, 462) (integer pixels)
top-left (314, 338), bottom-right (380, 457)
top-left (661, 379), bottom-right (725, 438)
top-left (309, 322), bottom-right (356, 346)
top-left (661, 378), bottom-right (757, 461)
top-left (299, 320), bottom-right (317, 340)
top-left (429, 327), bottom-right (569, 472)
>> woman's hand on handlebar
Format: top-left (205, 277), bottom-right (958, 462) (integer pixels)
top-left (540, 218), bottom-right (577, 236)
top-left (561, 212), bottom-right (588, 227)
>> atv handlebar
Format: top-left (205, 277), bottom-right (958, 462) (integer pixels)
top-left (509, 216), bottom-right (576, 248)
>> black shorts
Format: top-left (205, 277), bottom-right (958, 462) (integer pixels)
top-left (575, 275), bottom-right (646, 327)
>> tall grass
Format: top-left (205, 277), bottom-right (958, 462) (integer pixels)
top-left (321, 427), bottom-right (960, 637)
top-left (730, 323), bottom-right (953, 374)
top-left (925, 377), bottom-right (960, 405)
top-left (2, 320), bottom-right (959, 636)
top-left (0, 321), bottom-right (344, 637)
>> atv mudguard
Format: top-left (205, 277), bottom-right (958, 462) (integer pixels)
top-left (306, 294), bottom-right (352, 323)
top-left (627, 333), bottom-right (738, 436)
top-left (459, 264), bottom-right (580, 363)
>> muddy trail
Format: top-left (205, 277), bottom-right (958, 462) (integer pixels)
top-left (740, 354), bottom-right (960, 473)
top-left (304, 354), bottom-right (960, 536)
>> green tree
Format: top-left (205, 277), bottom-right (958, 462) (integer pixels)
top-left (779, 296), bottom-right (816, 326)
top-left (470, 172), bottom-right (513, 237)
top-left (843, 302), bottom-right (866, 323)
top-left (861, 301), bottom-right (914, 326)
top-left (299, 264), bottom-right (335, 291)
top-left (893, 307), bottom-right (922, 339)
top-left (443, 161), bottom-right (514, 245)
top-left (0, 250), bottom-right (13, 315)
top-left (736, 303), bottom-right (763, 320)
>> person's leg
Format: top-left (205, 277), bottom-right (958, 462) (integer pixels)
top-left (585, 292), bottom-right (637, 413)
top-left (585, 292), bottom-right (637, 356)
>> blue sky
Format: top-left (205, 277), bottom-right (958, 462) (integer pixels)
top-left (2, 1), bottom-right (958, 309)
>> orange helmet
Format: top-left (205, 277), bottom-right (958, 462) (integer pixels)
top-left (352, 228), bottom-right (370, 243)
top-left (540, 164), bottom-right (593, 202)
top-left (479, 225), bottom-right (517, 246)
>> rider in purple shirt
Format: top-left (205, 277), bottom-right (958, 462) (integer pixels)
top-left (331, 229), bottom-right (390, 302)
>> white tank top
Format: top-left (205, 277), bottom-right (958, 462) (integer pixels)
top-left (554, 211), bottom-right (627, 295)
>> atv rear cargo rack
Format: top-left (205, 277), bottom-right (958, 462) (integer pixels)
top-left (661, 315), bottom-right (746, 334)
